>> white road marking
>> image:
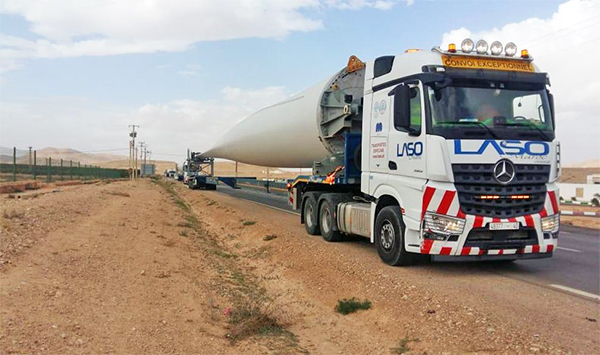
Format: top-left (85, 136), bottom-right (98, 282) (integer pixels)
top-left (560, 231), bottom-right (572, 235)
top-left (556, 246), bottom-right (583, 253)
top-left (550, 284), bottom-right (600, 300)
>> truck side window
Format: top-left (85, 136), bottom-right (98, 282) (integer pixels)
top-left (409, 87), bottom-right (421, 132)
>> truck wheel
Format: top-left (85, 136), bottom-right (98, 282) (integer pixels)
top-left (375, 206), bottom-right (416, 266)
top-left (303, 195), bottom-right (320, 235)
top-left (319, 199), bottom-right (342, 242)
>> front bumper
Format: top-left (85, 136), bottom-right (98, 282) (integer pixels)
top-left (420, 213), bottom-right (558, 257)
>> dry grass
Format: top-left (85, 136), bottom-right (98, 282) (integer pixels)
top-left (2, 209), bottom-right (25, 220)
top-left (391, 336), bottom-right (420, 354)
top-left (227, 298), bottom-right (289, 342)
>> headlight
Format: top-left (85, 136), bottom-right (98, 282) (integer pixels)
top-left (423, 212), bottom-right (466, 238)
top-left (541, 214), bottom-right (560, 233)
top-left (490, 41), bottom-right (503, 55)
top-left (461, 38), bottom-right (474, 53)
top-left (505, 42), bottom-right (517, 57)
top-left (476, 40), bottom-right (488, 54)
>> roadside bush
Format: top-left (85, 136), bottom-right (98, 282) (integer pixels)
top-left (228, 298), bottom-right (286, 342)
top-left (334, 298), bottom-right (372, 315)
top-left (391, 336), bottom-right (420, 354)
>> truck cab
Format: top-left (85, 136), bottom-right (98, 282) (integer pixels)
top-left (360, 41), bottom-right (559, 264)
top-left (291, 40), bottom-right (560, 265)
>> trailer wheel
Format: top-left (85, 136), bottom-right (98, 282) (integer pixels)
top-left (303, 194), bottom-right (320, 235)
top-left (375, 206), bottom-right (416, 266)
top-left (319, 199), bottom-right (342, 242)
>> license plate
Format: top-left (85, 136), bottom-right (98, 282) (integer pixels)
top-left (489, 222), bottom-right (519, 230)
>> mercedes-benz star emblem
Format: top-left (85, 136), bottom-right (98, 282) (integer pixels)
top-left (493, 159), bottom-right (515, 185)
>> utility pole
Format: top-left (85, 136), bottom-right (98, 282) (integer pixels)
top-left (138, 142), bottom-right (145, 177)
top-left (128, 125), bottom-right (139, 179)
top-left (28, 146), bottom-right (32, 172)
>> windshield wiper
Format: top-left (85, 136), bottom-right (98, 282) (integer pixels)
top-left (497, 121), bottom-right (550, 141)
top-left (439, 121), bottom-right (499, 139)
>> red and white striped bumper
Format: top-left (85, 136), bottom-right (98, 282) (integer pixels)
top-left (419, 186), bottom-right (559, 257)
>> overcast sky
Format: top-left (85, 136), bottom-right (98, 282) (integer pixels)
top-left (0, 0), bottom-right (598, 165)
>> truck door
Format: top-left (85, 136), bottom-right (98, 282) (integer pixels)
top-left (387, 81), bottom-right (426, 179)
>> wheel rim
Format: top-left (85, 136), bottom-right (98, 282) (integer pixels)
top-left (380, 220), bottom-right (395, 251)
top-left (321, 206), bottom-right (330, 233)
top-left (306, 204), bottom-right (314, 227)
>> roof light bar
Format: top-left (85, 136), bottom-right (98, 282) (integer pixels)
top-left (490, 41), bottom-right (503, 55)
top-left (505, 42), bottom-right (517, 57)
top-left (475, 40), bottom-right (488, 54)
top-left (461, 38), bottom-right (474, 53)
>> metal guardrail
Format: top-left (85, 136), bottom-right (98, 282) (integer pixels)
top-left (235, 178), bottom-right (289, 194)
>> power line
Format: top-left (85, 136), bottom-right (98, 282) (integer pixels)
top-left (528, 21), bottom-right (600, 49)
top-left (81, 148), bottom-right (129, 153)
top-left (524, 14), bottom-right (600, 47)
top-left (536, 36), bottom-right (600, 59)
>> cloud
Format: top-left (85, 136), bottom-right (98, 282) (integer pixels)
top-left (0, 86), bottom-right (289, 158)
top-left (0, 0), bottom-right (405, 74)
top-left (441, 0), bottom-right (600, 165)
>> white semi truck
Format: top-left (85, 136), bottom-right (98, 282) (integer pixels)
top-left (205, 39), bottom-right (560, 265)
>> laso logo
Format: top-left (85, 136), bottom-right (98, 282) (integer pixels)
top-left (454, 140), bottom-right (549, 156)
top-left (375, 122), bottom-right (383, 132)
top-left (397, 142), bottom-right (423, 157)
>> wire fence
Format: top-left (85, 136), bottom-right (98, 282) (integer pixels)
top-left (0, 147), bottom-right (129, 183)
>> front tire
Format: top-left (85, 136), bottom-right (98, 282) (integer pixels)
top-left (319, 199), bottom-right (342, 242)
top-left (303, 194), bottom-right (320, 235)
top-left (375, 206), bottom-right (416, 266)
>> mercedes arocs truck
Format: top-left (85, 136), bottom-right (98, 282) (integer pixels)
top-left (204, 39), bottom-right (560, 265)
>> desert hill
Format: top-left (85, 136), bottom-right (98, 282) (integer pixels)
top-left (0, 147), bottom-right (126, 165)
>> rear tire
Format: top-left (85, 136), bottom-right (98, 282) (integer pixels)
top-left (303, 194), bottom-right (320, 235)
top-left (319, 199), bottom-right (342, 242)
top-left (375, 206), bottom-right (417, 266)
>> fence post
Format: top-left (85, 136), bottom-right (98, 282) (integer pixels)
top-left (47, 157), bottom-right (52, 183)
top-left (70, 160), bottom-right (73, 180)
top-left (60, 159), bottom-right (64, 181)
top-left (12, 147), bottom-right (16, 182)
top-left (78, 162), bottom-right (81, 180)
top-left (33, 151), bottom-right (37, 180)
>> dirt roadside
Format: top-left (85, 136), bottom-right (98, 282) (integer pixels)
top-left (1, 179), bottom-right (303, 354)
top-left (1, 179), bottom-right (598, 354)
top-left (179, 183), bottom-right (600, 355)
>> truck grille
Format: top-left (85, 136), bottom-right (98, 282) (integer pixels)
top-left (452, 163), bottom-right (550, 218)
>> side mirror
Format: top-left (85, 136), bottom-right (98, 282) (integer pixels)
top-left (548, 91), bottom-right (555, 129)
top-left (393, 85), bottom-right (420, 135)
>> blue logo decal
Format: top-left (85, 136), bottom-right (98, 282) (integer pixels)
top-left (375, 122), bottom-right (383, 132)
top-left (397, 142), bottom-right (423, 157)
top-left (454, 140), bottom-right (549, 156)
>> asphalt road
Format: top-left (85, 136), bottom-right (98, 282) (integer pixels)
top-left (215, 184), bottom-right (600, 299)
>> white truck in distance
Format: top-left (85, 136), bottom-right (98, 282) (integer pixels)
top-left (204, 39), bottom-right (560, 265)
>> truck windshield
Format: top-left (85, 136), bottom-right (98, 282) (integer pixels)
top-left (426, 83), bottom-right (554, 141)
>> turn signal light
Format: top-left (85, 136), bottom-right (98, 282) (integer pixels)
top-left (480, 195), bottom-right (500, 200)
top-left (448, 43), bottom-right (457, 53)
top-left (511, 195), bottom-right (531, 199)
